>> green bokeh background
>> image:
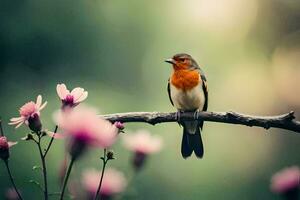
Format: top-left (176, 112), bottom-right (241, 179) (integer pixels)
top-left (0, 0), bottom-right (300, 199)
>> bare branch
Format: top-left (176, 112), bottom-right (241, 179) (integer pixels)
top-left (100, 111), bottom-right (300, 133)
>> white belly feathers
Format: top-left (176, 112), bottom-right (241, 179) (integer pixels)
top-left (170, 82), bottom-right (205, 111)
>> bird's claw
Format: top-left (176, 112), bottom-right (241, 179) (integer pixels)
top-left (175, 111), bottom-right (182, 122)
top-left (193, 111), bottom-right (200, 120)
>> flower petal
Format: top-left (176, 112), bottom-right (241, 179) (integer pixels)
top-left (71, 87), bottom-right (84, 101)
top-left (74, 91), bottom-right (88, 103)
top-left (15, 121), bottom-right (24, 128)
top-left (8, 141), bottom-right (17, 147)
top-left (56, 84), bottom-right (70, 100)
top-left (9, 117), bottom-right (23, 122)
top-left (39, 101), bottom-right (48, 111)
top-left (9, 117), bottom-right (25, 125)
top-left (8, 117), bottom-right (25, 124)
top-left (36, 95), bottom-right (42, 108)
top-left (8, 121), bottom-right (22, 125)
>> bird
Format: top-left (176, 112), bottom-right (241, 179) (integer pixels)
top-left (165, 53), bottom-right (208, 158)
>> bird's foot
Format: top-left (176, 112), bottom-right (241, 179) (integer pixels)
top-left (193, 110), bottom-right (200, 120)
top-left (175, 110), bottom-right (183, 122)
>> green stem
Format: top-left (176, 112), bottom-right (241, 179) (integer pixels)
top-left (44, 125), bottom-right (58, 157)
top-left (4, 160), bottom-right (24, 200)
top-left (37, 136), bottom-right (48, 200)
top-left (1, 120), bottom-right (23, 199)
top-left (94, 149), bottom-right (108, 200)
top-left (59, 158), bottom-right (75, 200)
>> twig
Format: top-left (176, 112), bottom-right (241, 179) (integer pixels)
top-left (100, 111), bottom-right (300, 133)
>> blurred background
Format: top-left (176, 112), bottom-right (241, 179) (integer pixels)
top-left (0, 0), bottom-right (300, 199)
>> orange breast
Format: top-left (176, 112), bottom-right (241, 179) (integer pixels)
top-left (171, 70), bottom-right (201, 90)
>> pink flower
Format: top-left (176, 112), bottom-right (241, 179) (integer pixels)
top-left (56, 83), bottom-right (88, 108)
top-left (271, 166), bottom-right (300, 194)
top-left (123, 130), bottom-right (162, 170)
top-left (82, 168), bottom-right (127, 198)
top-left (9, 95), bottom-right (47, 130)
top-left (54, 106), bottom-right (118, 158)
top-left (122, 130), bottom-right (162, 154)
top-left (0, 136), bottom-right (17, 160)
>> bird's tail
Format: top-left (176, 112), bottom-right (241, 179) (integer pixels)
top-left (181, 122), bottom-right (204, 158)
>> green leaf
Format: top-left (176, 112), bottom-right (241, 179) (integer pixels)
top-left (32, 165), bottom-right (42, 171)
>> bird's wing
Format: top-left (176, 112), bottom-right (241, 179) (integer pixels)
top-left (202, 78), bottom-right (208, 112)
top-left (198, 68), bottom-right (208, 112)
top-left (198, 69), bottom-right (208, 130)
top-left (167, 79), bottom-right (174, 106)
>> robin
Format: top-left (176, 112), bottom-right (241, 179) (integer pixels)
top-left (165, 53), bottom-right (208, 158)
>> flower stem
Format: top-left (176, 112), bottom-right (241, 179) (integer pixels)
top-left (4, 160), bottom-right (24, 200)
top-left (44, 125), bottom-right (58, 157)
top-left (59, 157), bottom-right (75, 200)
top-left (0, 118), bottom-right (4, 136)
top-left (37, 136), bottom-right (48, 200)
top-left (94, 149), bottom-right (108, 200)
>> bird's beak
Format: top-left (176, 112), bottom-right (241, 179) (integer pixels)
top-left (165, 58), bottom-right (175, 65)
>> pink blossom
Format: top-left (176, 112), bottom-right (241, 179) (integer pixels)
top-left (0, 136), bottom-right (17, 160)
top-left (54, 106), bottom-right (118, 158)
top-left (271, 166), bottom-right (300, 193)
top-left (82, 168), bottom-right (127, 197)
top-left (56, 83), bottom-right (88, 108)
top-left (122, 130), bottom-right (162, 154)
top-left (9, 95), bottom-right (47, 129)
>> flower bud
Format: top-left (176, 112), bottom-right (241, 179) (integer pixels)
top-left (28, 113), bottom-right (42, 133)
top-left (114, 122), bottom-right (124, 132)
top-left (0, 136), bottom-right (10, 160)
top-left (106, 150), bottom-right (115, 160)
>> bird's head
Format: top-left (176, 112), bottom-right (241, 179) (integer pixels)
top-left (165, 53), bottom-right (199, 70)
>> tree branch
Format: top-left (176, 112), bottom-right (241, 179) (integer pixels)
top-left (100, 111), bottom-right (300, 133)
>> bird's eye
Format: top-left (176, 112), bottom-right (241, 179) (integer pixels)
top-left (179, 58), bottom-right (185, 62)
